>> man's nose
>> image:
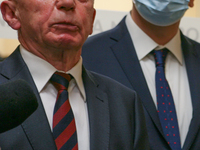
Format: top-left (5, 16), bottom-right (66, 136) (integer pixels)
top-left (56, 0), bottom-right (75, 11)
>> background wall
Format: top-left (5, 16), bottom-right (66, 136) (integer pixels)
top-left (0, 0), bottom-right (199, 58)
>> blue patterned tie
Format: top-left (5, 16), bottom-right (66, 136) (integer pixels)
top-left (152, 49), bottom-right (181, 150)
top-left (50, 72), bottom-right (78, 150)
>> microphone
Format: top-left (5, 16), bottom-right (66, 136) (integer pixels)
top-left (0, 79), bottom-right (38, 133)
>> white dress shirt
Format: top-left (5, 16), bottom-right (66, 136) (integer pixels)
top-left (125, 13), bottom-right (192, 147)
top-left (20, 46), bottom-right (90, 150)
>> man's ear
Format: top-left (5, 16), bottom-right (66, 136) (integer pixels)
top-left (89, 8), bottom-right (96, 35)
top-left (188, 0), bottom-right (194, 7)
top-left (1, 1), bottom-right (21, 30)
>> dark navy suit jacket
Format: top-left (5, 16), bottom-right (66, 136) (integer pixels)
top-left (0, 46), bottom-right (149, 150)
top-left (82, 16), bottom-right (200, 150)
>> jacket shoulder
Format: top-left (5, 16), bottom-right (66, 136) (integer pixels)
top-left (83, 16), bottom-right (127, 49)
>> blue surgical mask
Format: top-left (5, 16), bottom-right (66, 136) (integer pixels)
top-left (133, 0), bottom-right (190, 26)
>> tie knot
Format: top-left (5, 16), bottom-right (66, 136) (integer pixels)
top-left (50, 71), bottom-right (72, 91)
top-left (152, 48), bottom-right (168, 67)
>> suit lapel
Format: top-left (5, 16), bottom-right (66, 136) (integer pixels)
top-left (181, 34), bottom-right (200, 150)
top-left (0, 47), bottom-right (57, 150)
top-left (1, 47), bottom-right (111, 149)
top-left (109, 18), bottom-right (164, 137)
top-left (82, 67), bottom-right (110, 150)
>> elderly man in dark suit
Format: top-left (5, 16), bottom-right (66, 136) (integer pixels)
top-left (82, 0), bottom-right (200, 150)
top-left (0, 0), bottom-right (149, 149)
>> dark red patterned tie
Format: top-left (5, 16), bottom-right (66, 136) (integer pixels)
top-left (50, 71), bottom-right (78, 150)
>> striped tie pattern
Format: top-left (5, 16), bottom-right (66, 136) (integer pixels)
top-left (152, 49), bottom-right (181, 150)
top-left (50, 71), bottom-right (78, 150)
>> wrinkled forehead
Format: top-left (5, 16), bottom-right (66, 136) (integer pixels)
top-left (13, 0), bottom-right (95, 2)
top-left (3, 0), bottom-right (95, 7)
top-left (2, 0), bottom-right (95, 3)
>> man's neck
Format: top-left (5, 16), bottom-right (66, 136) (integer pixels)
top-left (131, 6), bottom-right (180, 45)
top-left (19, 41), bottom-right (81, 72)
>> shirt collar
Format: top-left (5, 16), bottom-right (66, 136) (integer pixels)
top-left (20, 45), bottom-right (86, 101)
top-left (67, 56), bottom-right (86, 101)
top-left (125, 12), bottom-right (183, 65)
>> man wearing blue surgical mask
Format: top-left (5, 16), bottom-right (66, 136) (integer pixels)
top-left (82, 0), bottom-right (200, 150)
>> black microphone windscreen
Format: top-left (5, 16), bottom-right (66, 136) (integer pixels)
top-left (0, 79), bottom-right (38, 133)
